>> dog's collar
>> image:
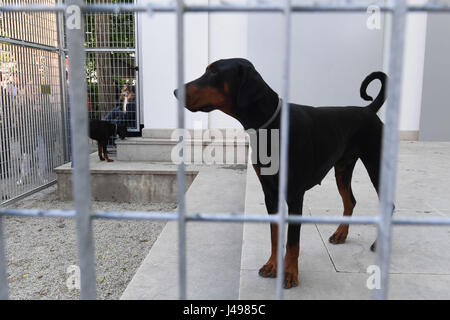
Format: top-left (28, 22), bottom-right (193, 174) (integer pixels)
top-left (257, 97), bottom-right (282, 130)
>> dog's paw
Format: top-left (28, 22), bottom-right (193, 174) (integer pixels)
top-left (284, 270), bottom-right (299, 289)
top-left (258, 262), bottom-right (277, 278)
top-left (99, 157), bottom-right (105, 161)
top-left (328, 224), bottom-right (349, 244)
top-left (107, 159), bottom-right (114, 162)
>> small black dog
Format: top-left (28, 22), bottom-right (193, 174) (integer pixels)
top-left (89, 119), bottom-right (127, 162)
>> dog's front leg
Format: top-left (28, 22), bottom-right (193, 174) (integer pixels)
top-left (255, 163), bottom-right (279, 278)
top-left (284, 195), bottom-right (304, 289)
top-left (258, 195), bottom-right (279, 278)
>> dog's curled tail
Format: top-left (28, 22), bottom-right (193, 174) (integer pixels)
top-left (360, 71), bottom-right (388, 113)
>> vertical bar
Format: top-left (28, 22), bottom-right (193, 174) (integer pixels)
top-left (65, 0), bottom-right (96, 299)
top-left (275, 0), bottom-right (292, 300)
top-left (56, 3), bottom-right (69, 162)
top-left (373, 0), bottom-right (407, 300)
top-left (0, 216), bottom-right (9, 299)
top-left (176, 0), bottom-right (187, 300)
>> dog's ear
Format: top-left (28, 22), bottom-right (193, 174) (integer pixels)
top-left (236, 62), bottom-right (267, 109)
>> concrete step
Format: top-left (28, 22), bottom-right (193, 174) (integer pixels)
top-left (54, 154), bottom-right (198, 203)
top-left (121, 164), bottom-right (247, 300)
top-left (116, 129), bottom-right (249, 163)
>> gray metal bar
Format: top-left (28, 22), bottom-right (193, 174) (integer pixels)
top-left (0, 36), bottom-right (59, 52)
top-left (275, 0), bottom-right (292, 300)
top-left (7, 2), bottom-right (450, 14)
top-left (65, 0), bottom-right (96, 300)
top-left (176, 0), bottom-right (187, 301)
top-left (373, 0), bottom-right (407, 300)
top-left (0, 181), bottom-right (57, 207)
top-left (0, 2), bottom-right (393, 13)
top-left (84, 48), bottom-right (136, 52)
top-left (0, 216), bottom-right (9, 300)
top-left (56, 1), bottom-right (69, 164)
top-left (2, 208), bottom-right (450, 226)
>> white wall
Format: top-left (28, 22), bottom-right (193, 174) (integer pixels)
top-left (138, 0), bottom-right (426, 133)
top-left (400, 13), bottom-right (427, 133)
top-left (139, 0), bottom-right (209, 129)
top-left (139, 0), bottom-right (246, 129)
top-left (208, 0), bottom-right (247, 128)
top-left (420, 13), bottom-right (450, 141)
top-left (380, 0), bottom-right (427, 134)
top-left (248, 11), bottom-right (385, 111)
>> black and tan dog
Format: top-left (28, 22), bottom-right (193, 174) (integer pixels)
top-left (174, 58), bottom-right (387, 289)
top-left (89, 119), bottom-right (127, 162)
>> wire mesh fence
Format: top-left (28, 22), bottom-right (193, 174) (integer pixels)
top-left (1, 0), bottom-right (58, 48)
top-left (0, 0), bottom-right (65, 204)
top-left (84, 0), bottom-right (138, 132)
top-left (0, 0), bottom-right (449, 301)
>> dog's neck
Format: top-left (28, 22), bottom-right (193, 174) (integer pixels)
top-left (235, 89), bottom-right (280, 130)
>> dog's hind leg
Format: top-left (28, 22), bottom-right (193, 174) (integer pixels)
top-left (360, 147), bottom-right (396, 252)
top-left (97, 142), bottom-right (105, 161)
top-left (360, 155), bottom-right (381, 251)
top-left (329, 159), bottom-right (357, 244)
top-left (102, 142), bottom-right (114, 162)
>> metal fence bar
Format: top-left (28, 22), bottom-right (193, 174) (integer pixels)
top-left (65, 0), bottom-right (96, 300)
top-left (84, 48), bottom-right (136, 52)
top-left (175, 0), bottom-right (187, 300)
top-left (6, 2), bottom-right (450, 14)
top-left (0, 182), bottom-right (56, 207)
top-left (56, 1), bottom-right (69, 163)
top-left (275, 0), bottom-right (292, 300)
top-left (373, 0), bottom-right (407, 300)
top-left (0, 36), bottom-right (59, 51)
top-left (2, 208), bottom-right (450, 226)
top-left (0, 216), bottom-right (8, 299)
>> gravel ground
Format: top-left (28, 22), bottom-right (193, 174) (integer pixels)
top-left (2, 184), bottom-right (177, 300)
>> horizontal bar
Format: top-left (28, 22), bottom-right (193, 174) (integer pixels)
top-left (3, 2), bottom-right (450, 14)
top-left (2, 208), bottom-right (450, 226)
top-left (2, 2), bottom-right (450, 14)
top-left (0, 181), bottom-right (57, 207)
top-left (0, 37), bottom-right (58, 52)
top-left (84, 48), bottom-right (136, 52)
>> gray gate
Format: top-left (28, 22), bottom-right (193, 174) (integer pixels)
top-left (0, 0), bottom-right (67, 205)
top-left (84, 0), bottom-right (139, 132)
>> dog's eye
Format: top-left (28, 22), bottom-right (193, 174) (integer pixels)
top-left (209, 68), bottom-right (217, 75)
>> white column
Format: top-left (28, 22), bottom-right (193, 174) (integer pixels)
top-left (399, 9), bottom-right (427, 139)
top-left (382, 0), bottom-right (427, 139)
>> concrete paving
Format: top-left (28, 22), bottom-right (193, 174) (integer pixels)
top-left (239, 141), bottom-right (450, 299)
top-left (120, 141), bottom-right (449, 300)
top-left (121, 165), bottom-right (247, 299)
